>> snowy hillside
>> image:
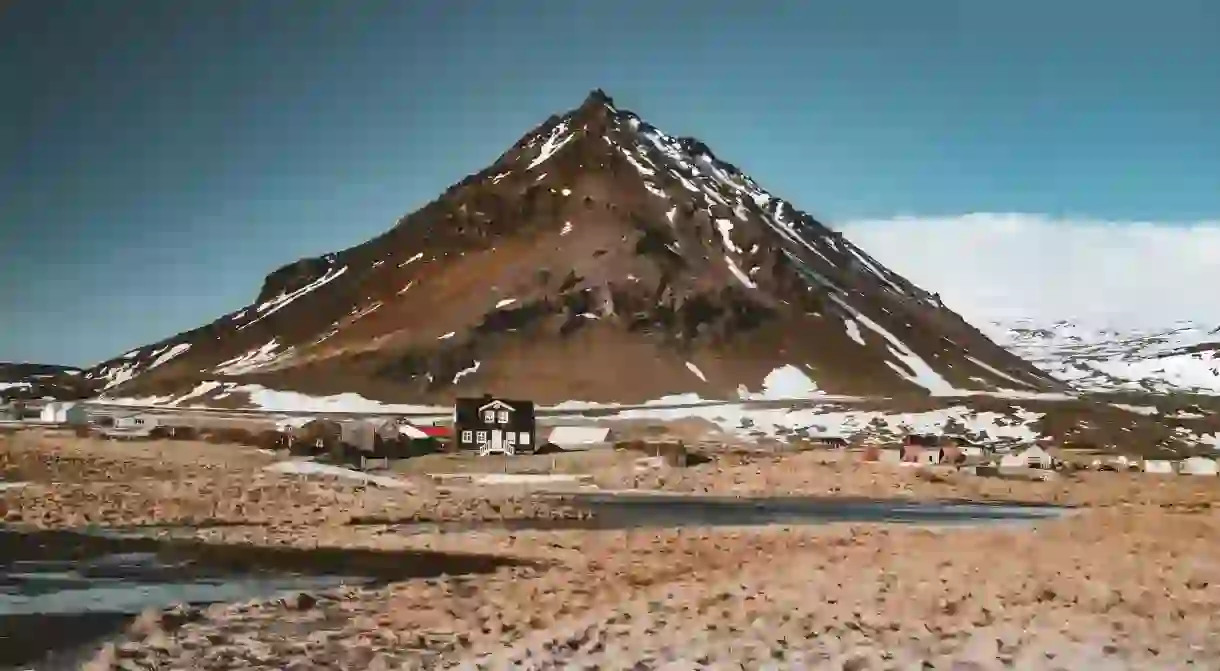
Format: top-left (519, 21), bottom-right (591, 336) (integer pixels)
top-left (992, 319), bottom-right (1220, 394)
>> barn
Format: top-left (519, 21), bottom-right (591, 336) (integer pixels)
top-left (40, 401), bottom-right (87, 426)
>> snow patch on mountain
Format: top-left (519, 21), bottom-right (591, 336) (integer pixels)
top-left (214, 339), bottom-right (293, 375)
top-left (995, 319), bottom-right (1220, 394)
top-left (239, 265), bottom-right (348, 331)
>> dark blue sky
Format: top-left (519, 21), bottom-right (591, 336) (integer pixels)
top-left (3, 0), bottom-right (1219, 366)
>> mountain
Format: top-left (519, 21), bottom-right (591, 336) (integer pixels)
top-left (0, 363), bottom-right (98, 402)
top-left (993, 318), bottom-right (1220, 395)
top-left (86, 90), bottom-right (1064, 408)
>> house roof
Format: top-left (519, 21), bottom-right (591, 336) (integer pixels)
top-left (395, 423), bottom-right (429, 439)
top-left (395, 423), bottom-right (450, 438)
top-left (478, 399), bottom-right (516, 412)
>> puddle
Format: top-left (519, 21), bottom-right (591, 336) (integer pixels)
top-left (0, 528), bottom-right (528, 670)
top-left (343, 494), bottom-right (1071, 534)
top-left (556, 493), bottom-right (1070, 529)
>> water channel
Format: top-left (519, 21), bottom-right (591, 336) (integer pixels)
top-left (0, 528), bottom-right (526, 670)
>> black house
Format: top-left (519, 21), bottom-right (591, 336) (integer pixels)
top-left (454, 395), bottom-right (537, 455)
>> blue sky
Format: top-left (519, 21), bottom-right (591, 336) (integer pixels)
top-left (3, 0), bottom-right (1219, 366)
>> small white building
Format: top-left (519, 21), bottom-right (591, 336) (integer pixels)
top-left (40, 401), bottom-right (87, 426)
top-left (112, 414), bottom-right (157, 431)
top-left (1142, 460), bottom-right (1175, 474)
top-left (998, 453), bottom-right (1026, 469)
top-left (877, 448), bottom-right (903, 464)
top-left (1004, 445), bottom-right (1054, 469)
top-left (546, 425), bottom-right (612, 450)
top-left (1180, 456), bottom-right (1219, 476)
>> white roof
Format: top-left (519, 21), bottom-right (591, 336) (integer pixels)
top-left (547, 426), bottom-right (611, 446)
top-left (1017, 445), bottom-right (1051, 457)
top-left (1181, 456), bottom-right (1218, 474)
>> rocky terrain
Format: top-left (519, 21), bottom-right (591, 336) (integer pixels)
top-left (79, 90), bottom-right (1062, 407)
top-left (118, 513), bottom-right (1217, 671)
top-left (5, 431), bottom-right (1214, 670)
top-left (0, 362), bottom-right (97, 402)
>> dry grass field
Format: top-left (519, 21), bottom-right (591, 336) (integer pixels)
top-left (5, 429), bottom-right (1220, 669)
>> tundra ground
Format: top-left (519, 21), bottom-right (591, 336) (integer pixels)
top-left (3, 431), bottom-right (1218, 670)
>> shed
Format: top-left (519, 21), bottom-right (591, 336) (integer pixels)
top-left (113, 414), bottom-right (158, 431)
top-left (40, 401), bottom-right (87, 426)
top-left (546, 426), bottom-right (613, 450)
top-left (998, 453), bottom-right (1026, 469)
top-left (1142, 460), bottom-right (1174, 474)
top-left (901, 445), bottom-right (939, 465)
top-left (1013, 446), bottom-right (1054, 469)
top-left (1180, 456), bottom-right (1219, 476)
top-left (339, 419), bottom-right (401, 453)
top-left (959, 445), bottom-right (986, 458)
top-left (808, 435), bottom-right (848, 449)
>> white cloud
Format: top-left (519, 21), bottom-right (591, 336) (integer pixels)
top-left (839, 213), bottom-right (1220, 327)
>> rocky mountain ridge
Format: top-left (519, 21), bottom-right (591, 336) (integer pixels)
top-left (0, 363), bottom-right (96, 402)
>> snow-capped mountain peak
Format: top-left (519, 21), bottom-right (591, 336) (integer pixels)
top-left (81, 89), bottom-right (1062, 407)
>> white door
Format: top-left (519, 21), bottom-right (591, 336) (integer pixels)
top-left (490, 430), bottom-right (503, 453)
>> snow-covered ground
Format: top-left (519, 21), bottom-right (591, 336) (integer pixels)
top-left (991, 318), bottom-right (1220, 394)
top-left (90, 379), bottom-right (1218, 451)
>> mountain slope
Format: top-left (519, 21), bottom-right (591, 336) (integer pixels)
top-left (994, 318), bottom-right (1220, 394)
top-left (0, 363), bottom-right (98, 401)
top-left (87, 90), bottom-right (1063, 407)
